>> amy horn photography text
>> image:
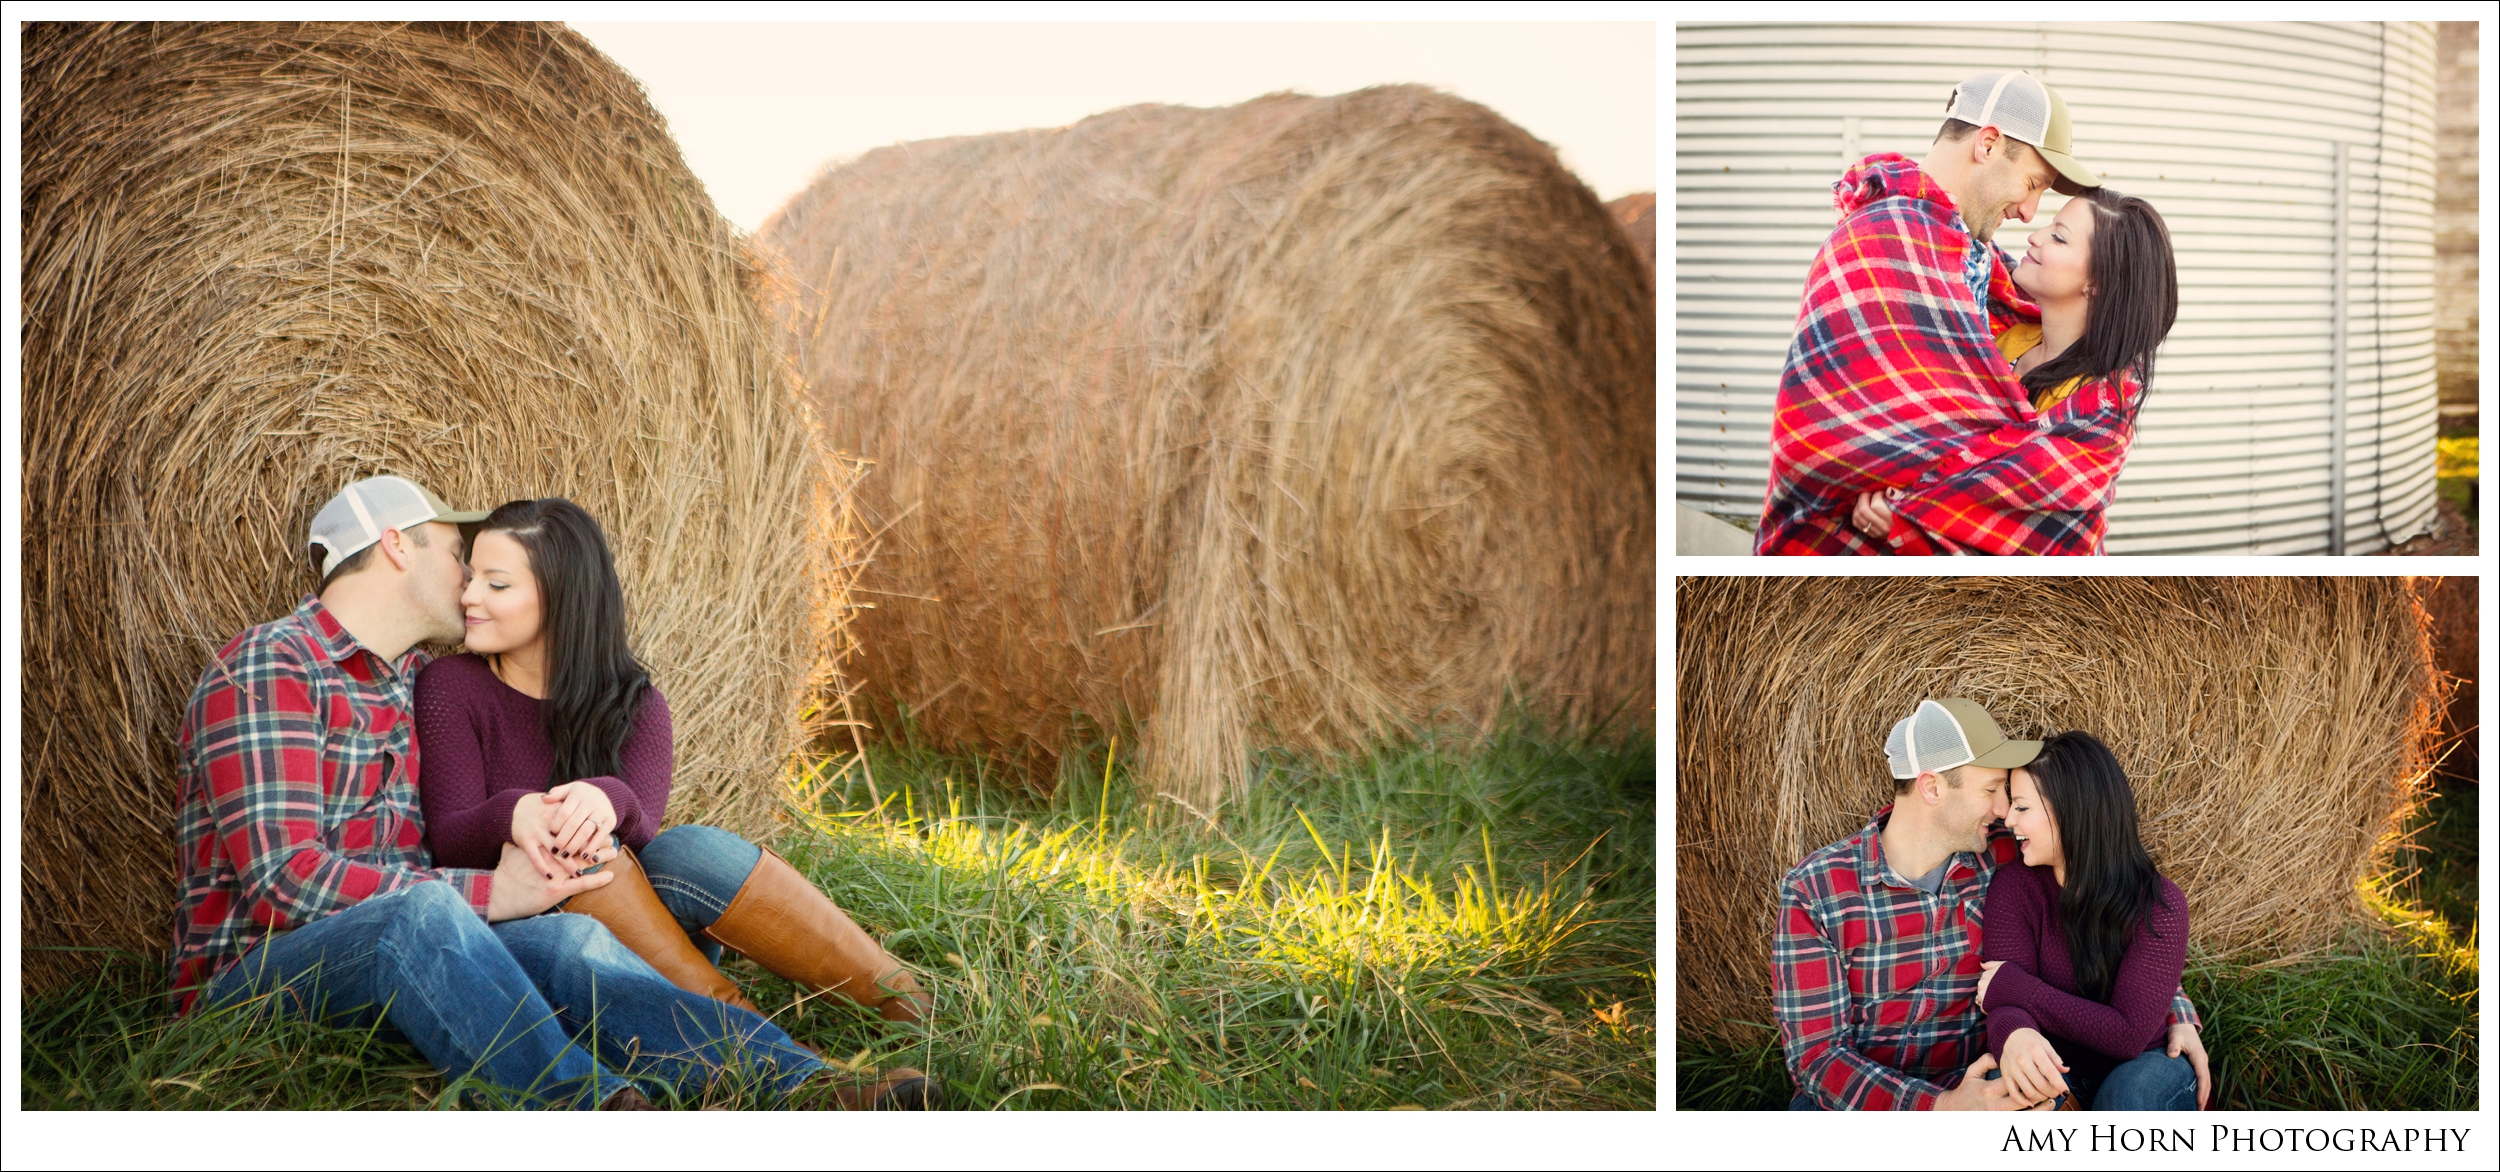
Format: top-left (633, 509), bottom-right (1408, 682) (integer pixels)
top-left (2002, 1125), bottom-right (2473, 1154)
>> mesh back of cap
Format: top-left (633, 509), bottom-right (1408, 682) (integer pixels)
top-left (1885, 700), bottom-right (1976, 778)
top-left (1989, 80), bottom-right (2049, 145)
top-left (308, 476), bottom-right (438, 574)
top-left (1950, 70), bottom-right (2052, 148)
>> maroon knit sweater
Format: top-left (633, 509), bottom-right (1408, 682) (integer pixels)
top-left (1980, 861), bottom-right (2189, 1087)
top-left (414, 652), bottom-right (673, 869)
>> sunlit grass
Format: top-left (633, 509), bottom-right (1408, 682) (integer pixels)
top-left (21, 716), bottom-right (1656, 1110)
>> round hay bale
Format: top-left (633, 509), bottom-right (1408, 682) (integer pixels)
top-left (760, 86), bottom-right (1655, 808)
top-left (20, 22), bottom-right (844, 988)
top-left (1674, 577), bottom-right (2443, 1040)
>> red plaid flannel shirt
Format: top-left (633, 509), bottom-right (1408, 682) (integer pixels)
top-left (1756, 154), bottom-right (2141, 556)
top-left (1772, 805), bottom-right (2198, 1110)
top-left (170, 595), bottom-right (492, 1013)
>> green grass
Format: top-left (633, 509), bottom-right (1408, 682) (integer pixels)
top-left (20, 717), bottom-right (1656, 1110)
top-left (1677, 778), bottom-right (2480, 1111)
top-left (2436, 425), bottom-right (2477, 536)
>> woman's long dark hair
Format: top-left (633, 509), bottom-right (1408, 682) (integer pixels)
top-left (2026, 730), bottom-right (2171, 1003)
top-left (2022, 188), bottom-right (2178, 411)
top-left (475, 498), bottom-right (651, 788)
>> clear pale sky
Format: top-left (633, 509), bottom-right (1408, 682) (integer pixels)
top-left (575, 21), bottom-right (1658, 233)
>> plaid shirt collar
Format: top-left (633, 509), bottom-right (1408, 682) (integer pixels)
top-left (1857, 804), bottom-right (1988, 895)
top-left (296, 593), bottom-right (421, 676)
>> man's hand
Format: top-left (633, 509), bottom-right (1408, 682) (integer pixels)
top-left (1934, 1053), bottom-right (2038, 1111)
top-left (1977, 959), bottom-right (2002, 1007)
top-left (2000, 1027), bottom-right (2070, 1106)
top-left (542, 782), bottom-right (619, 860)
top-left (2166, 1021), bottom-right (2211, 1109)
top-left (487, 842), bottom-right (615, 922)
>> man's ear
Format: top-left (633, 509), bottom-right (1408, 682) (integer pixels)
top-left (1917, 770), bottom-right (1947, 807)
top-left (1970, 125), bottom-right (2002, 165)
top-left (376, 527), bottom-right (415, 572)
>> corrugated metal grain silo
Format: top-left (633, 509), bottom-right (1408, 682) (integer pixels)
top-left (1677, 21), bottom-right (2440, 554)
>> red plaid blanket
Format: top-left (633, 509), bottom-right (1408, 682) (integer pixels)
top-left (1756, 154), bottom-right (2141, 555)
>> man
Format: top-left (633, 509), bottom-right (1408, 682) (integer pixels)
top-left (171, 475), bottom-right (921, 1109)
top-left (1771, 698), bottom-right (2210, 1110)
top-left (1757, 70), bottom-right (2136, 555)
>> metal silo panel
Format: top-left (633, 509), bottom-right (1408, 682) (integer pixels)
top-left (1675, 21), bottom-right (2444, 553)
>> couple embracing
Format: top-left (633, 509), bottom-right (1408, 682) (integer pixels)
top-left (171, 475), bottom-right (934, 1109)
top-left (1775, 698), bottom-right (2209, 1111)
top-left (1757, 69), bottom-right (2178, 555)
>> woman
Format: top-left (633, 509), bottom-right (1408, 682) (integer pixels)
top-left (416, 497), bottom-right (929, 1027)
top-left (1854, 187), bottom-right (2179, 554)
top-left (1977, 730), bottom-right (2197, 1111)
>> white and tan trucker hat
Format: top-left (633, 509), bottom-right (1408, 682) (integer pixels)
top-left (308, 475), bottom-right (489, 577)
top-left (1885, 697), bottom-right (2043, 779)
top-left (1945, 69), bottom-right (2099, 195)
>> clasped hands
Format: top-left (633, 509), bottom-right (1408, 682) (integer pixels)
top-left (1940, 959), bottom-right (2212, 1110)
top-left (485, 781), bottom-right (621, 922)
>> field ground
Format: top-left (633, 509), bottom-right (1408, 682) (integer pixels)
top-left (20, 717), bottom-right (1657, 1110)
top-left (1677, 773), bottom-right (2481, 1111)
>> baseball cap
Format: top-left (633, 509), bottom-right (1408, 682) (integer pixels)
top-left (308, 475), bottom-right (490, 577)
top-left (1885, 697), bottom-right (2042, 779)
top-left (1946, 70), bottom-right (2098, 196)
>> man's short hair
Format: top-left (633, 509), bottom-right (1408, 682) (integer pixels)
top-left (1894, 761), bottom-right (1976, 795)
top-left (1934, 117), bottom-right (2036, 164)
top-left (310, 524), bottom-right (430, 592)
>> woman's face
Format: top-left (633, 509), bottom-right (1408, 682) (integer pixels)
top-left (2012, 197), bottom-right (2097, 304)
top-left (460, 530), bottom-right (543, 656)
top-left (2005, 767), bottom-right (2065, 873)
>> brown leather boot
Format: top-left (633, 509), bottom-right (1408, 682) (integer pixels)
top-left (703, 846), bottom-right (930, 1023)
top-left (563, 845), bottom-right (759, 1013)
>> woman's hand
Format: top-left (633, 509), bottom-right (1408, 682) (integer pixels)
top-left (2000, 1027), bottom-right (2070, 1108)
top-left (2166, 1021), bottom-right (2212, 1109)
top-left (509, 795), bottom-right (563, 881)
top-left (1977, 959), bottom-right (2002, 1008)
top-left (542, 781), bottom-right (619, 860)
top-left (1851, 489), bottom-right (1902, 543)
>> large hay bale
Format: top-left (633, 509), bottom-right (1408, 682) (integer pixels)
top-left (20, 22), bottom-right (843, 988)
top-left (760, 86), bottom-right (1655, 808)
top-left (1675, 578), bottom-right (2443, 1040)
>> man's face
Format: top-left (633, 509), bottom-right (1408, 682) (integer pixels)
top-left (402, 521), bottom-right (470, 644)
top-left (1960, 132), bottom-right (2057, 245)
top-left (1934, 765), bottom-right (2012, 854)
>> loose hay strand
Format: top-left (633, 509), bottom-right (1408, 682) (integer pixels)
top-left (1673, 577), bottom-right (2447, 1041)
top-left (20, 21), bottom-right (855, 989)
top-left (759, 86), bottom-right (1656, 811)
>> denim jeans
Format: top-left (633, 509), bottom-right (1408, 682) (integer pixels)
top-left (633, 823), bottom-right (764, 965)
top-left (2073, 1049), bottom-right (2197, 1111)
top-left (1791, 1048), bottom-right (2195, 1111)
top-left (206, 879), bottom-right (820, 1108)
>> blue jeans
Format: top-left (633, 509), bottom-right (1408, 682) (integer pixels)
top-left (206, 879), bottom-right (819, 1108)
top-left (2074, 1049), bottom-right (2197, 1111)
top-left (1788, 1048), bottom-right (2193, 1112)
top-left (632, 824), bottom-right (764, 965)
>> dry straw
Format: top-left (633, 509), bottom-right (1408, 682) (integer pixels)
top-left (1675, 577), bottom-right (2445, 1041)
top-left (20, 22), bottom-right (854, 988)
top-left (759, 86), bottom-right (1656, 811)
